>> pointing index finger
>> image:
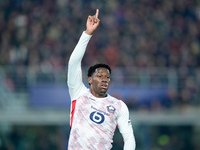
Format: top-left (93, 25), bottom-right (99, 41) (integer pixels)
top-left (95, 9), bottom-right (99, 18)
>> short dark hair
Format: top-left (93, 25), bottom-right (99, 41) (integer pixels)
top-left (87, 63), bottom-right (112, 77)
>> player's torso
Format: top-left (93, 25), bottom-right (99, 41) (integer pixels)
top-left (68, 91), bottom-right (122, 150)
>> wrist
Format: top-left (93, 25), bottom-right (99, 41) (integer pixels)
top-left (85, 29), bottom-right (93, 35)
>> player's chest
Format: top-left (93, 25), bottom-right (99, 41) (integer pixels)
top-left (75, 96), bottom-right (118, 124)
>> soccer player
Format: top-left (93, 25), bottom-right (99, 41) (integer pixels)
top-left (67, 9), bottom-right (136, 150)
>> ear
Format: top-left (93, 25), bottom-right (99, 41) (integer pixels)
top-left (88, 77), bottom-right (92, 85)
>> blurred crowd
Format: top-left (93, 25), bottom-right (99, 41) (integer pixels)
top-left (0, 0), bottom-right (200, 110)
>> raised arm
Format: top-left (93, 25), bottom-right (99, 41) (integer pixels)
top-left (67, 9), bottom-right (100, 100)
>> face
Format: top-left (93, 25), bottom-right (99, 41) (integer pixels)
top-left (88, 67), bottom-right (111, 98)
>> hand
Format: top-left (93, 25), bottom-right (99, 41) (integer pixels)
top-left (85, 9), bottom-right (100, 35)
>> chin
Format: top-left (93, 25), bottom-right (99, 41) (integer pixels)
top-left (99, 91), bottom-right (107, 96)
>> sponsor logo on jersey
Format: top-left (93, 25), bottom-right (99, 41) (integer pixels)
top-left (91, 106), bottom-right (109, 116)
top-left (90, 111), bottom-right (105, 124)
top-left (107, 105), bottom-right (116, 114)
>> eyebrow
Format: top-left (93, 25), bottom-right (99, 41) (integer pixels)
top-left (96, 72), bottom-right (110, 76)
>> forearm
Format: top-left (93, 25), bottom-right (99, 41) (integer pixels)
top-left (67, 31), bottom-right (92, 87)
top-left (68, 31), bottom-right (92, 69)
top-left (122, 132), bottom-right (136, 150)
top-left (117, 101), bottom-right (136, 150)
top-left (67, 9), bottom-right (99, 88)
top-left (67, 31), bottom-right (92, 100)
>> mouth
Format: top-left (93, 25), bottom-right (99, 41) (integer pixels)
top-left (101, 83), bottom-right (108, 89)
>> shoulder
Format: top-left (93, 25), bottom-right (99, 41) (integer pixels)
top-left (83, 88), bottom-right (91, 96)
top-left (70, 87), bottom-right (89, 101)
top-left (107, 94), bottom-right (126, 109)
top-left (79, 88), bottom-right (90, 97)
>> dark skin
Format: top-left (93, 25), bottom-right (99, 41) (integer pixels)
top-left (88, 67), bottom-right (111, 98)
top-left (85, 9), bottom-right (111, 98)
top-left (85, 9), bottom-right (100, 35)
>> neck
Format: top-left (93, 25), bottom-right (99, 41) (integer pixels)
top-left (90, 89), bottom-right (107, 98)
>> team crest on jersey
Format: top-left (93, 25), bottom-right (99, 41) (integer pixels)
top-left (107, 105), bottom-right (116, 114)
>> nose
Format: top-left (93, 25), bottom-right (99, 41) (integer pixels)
top-left (102, 76), bottom-right (108, 82)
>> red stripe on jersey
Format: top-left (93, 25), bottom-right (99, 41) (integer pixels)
top-left (70, 100), bottom-right (77, 127)
top-left (114, 125), bottom-right (118, 133)
top-left (111, 125), bottom-right (118, 144)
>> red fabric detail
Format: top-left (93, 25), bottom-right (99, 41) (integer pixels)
top-left (70, 100), bottom-right (77, 127)
top-left (114, 125), bottom-right (118, 133)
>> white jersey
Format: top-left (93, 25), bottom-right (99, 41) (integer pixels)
top-left (67, 31), bottom-right (136, 150)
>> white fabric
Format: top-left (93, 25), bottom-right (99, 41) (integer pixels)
top-left (67, 31), bottom-right (136, 150)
